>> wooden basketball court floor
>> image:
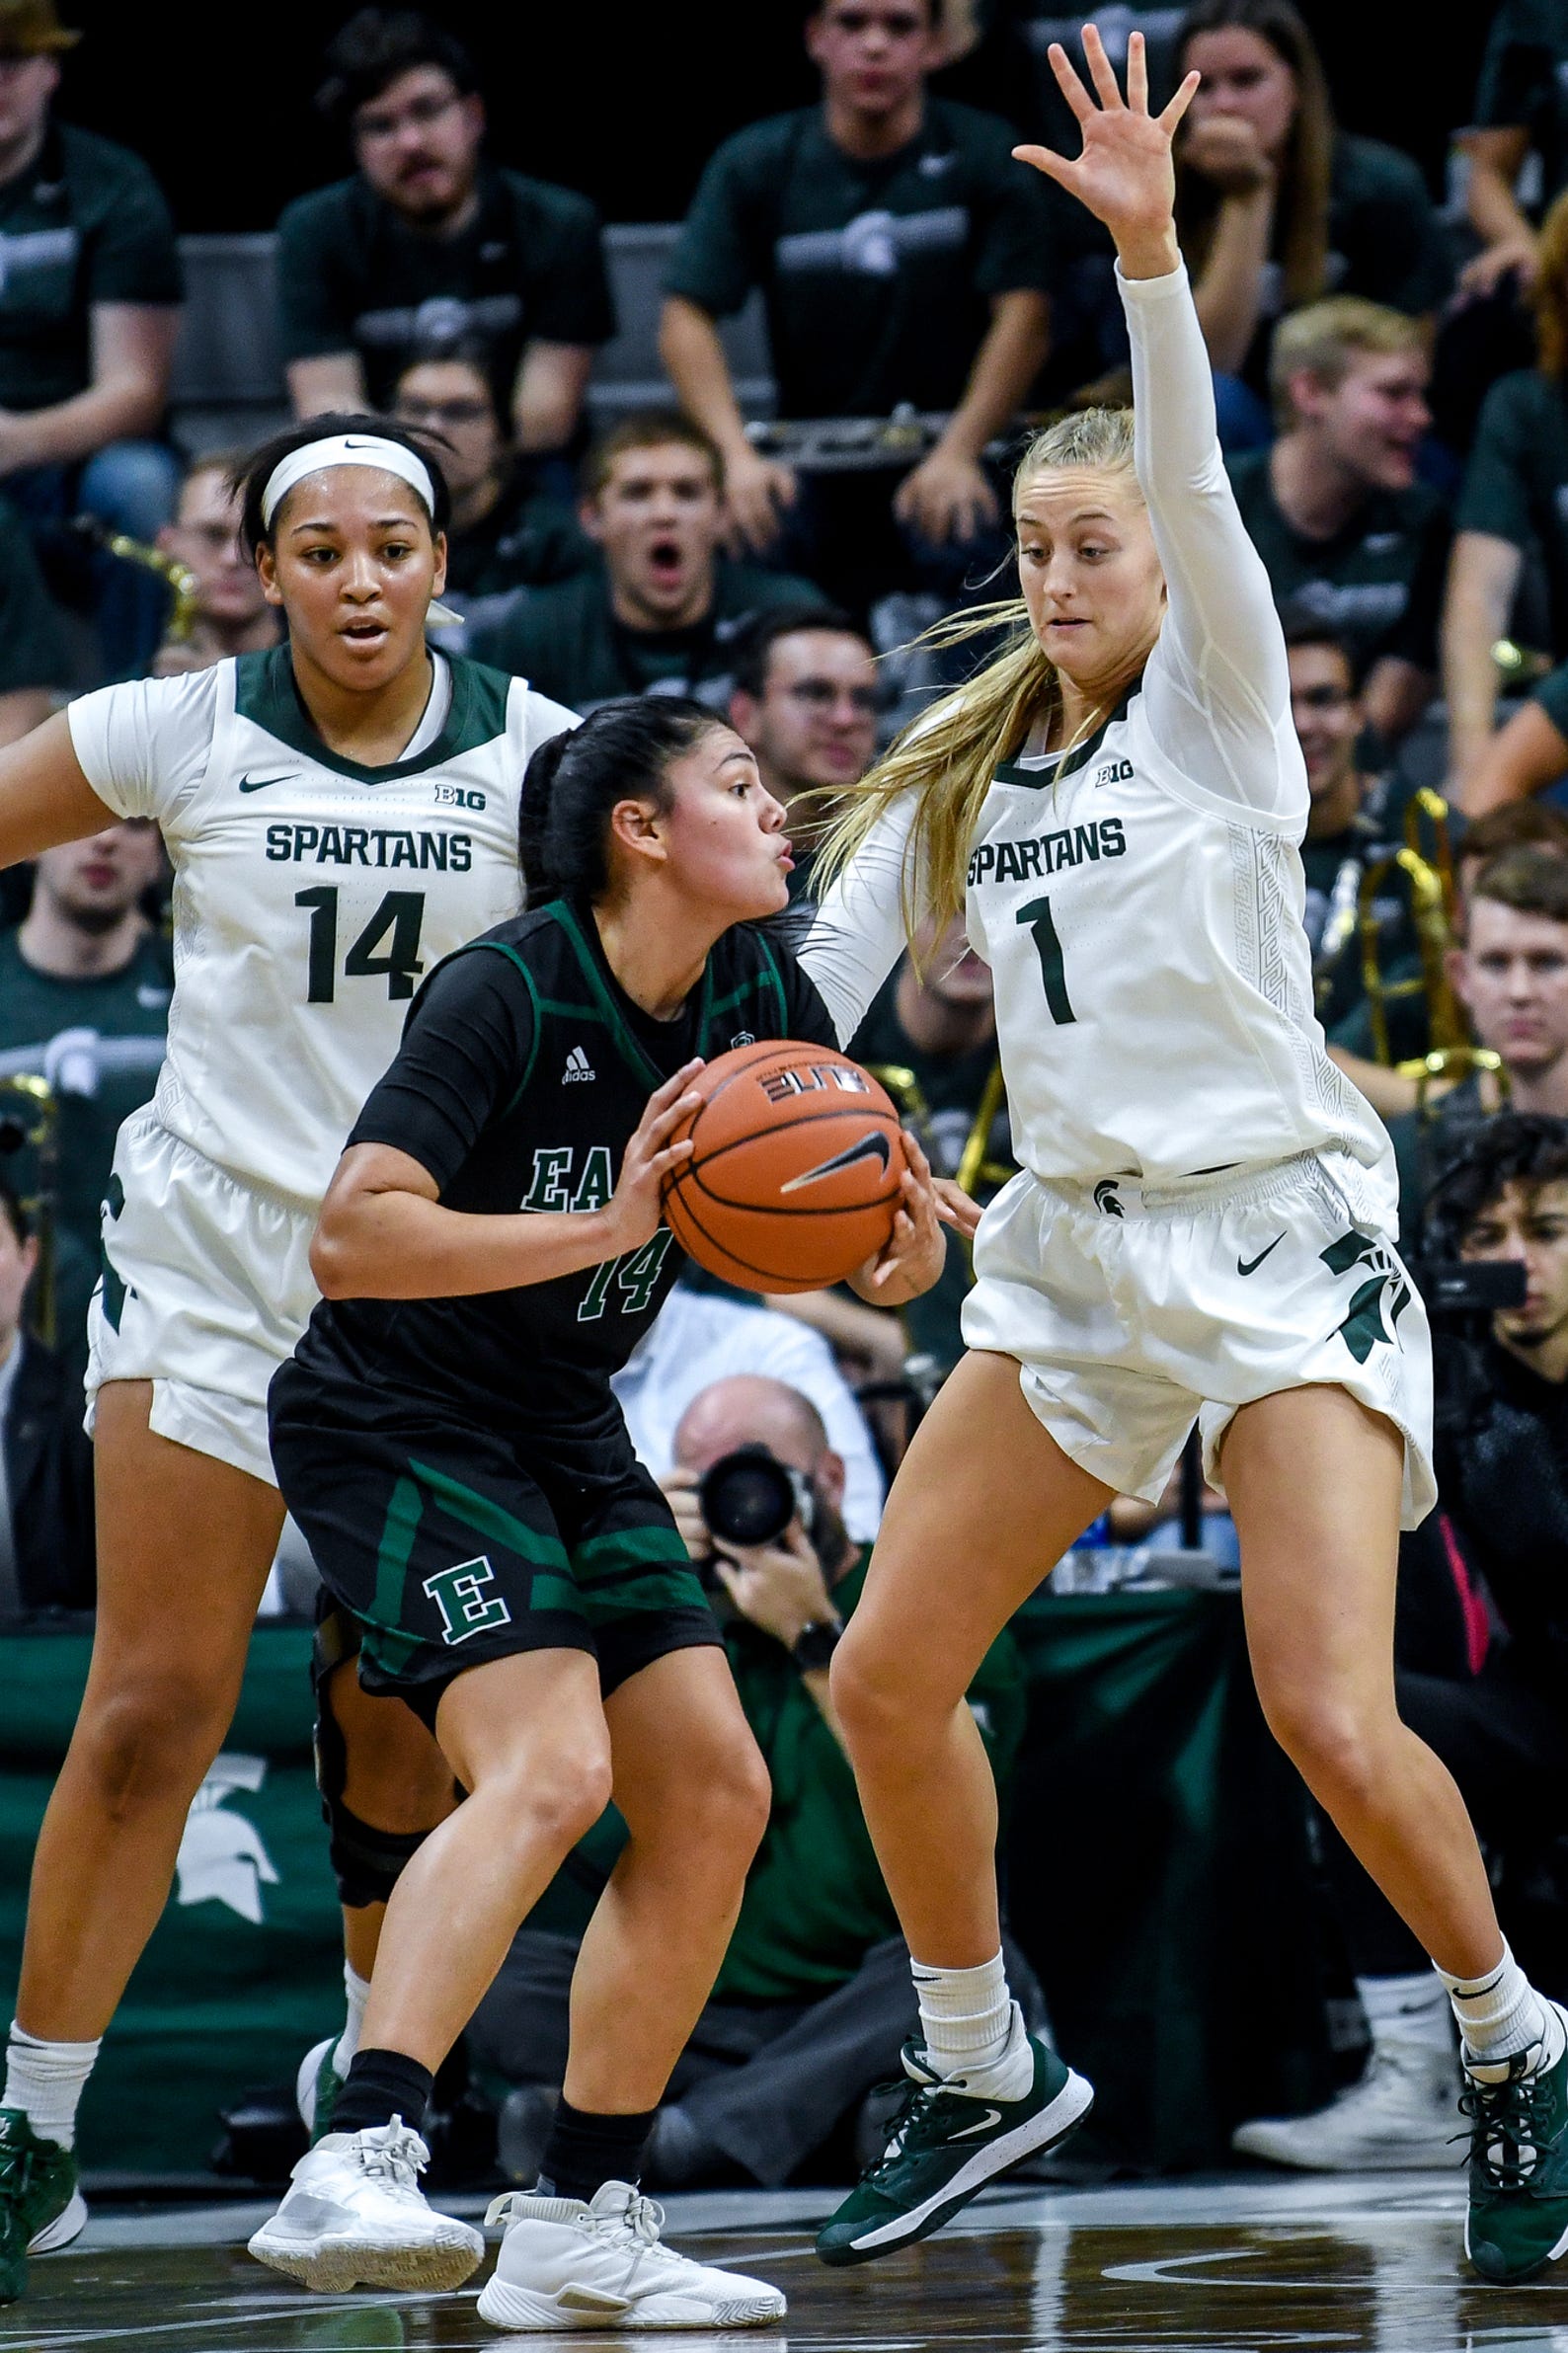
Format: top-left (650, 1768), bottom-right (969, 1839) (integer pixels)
top-left (5, 2171), bottom-right (1566, 2353)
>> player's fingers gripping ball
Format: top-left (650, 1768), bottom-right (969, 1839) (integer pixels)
top-left (661, 1041), bottom-right (906, 1294)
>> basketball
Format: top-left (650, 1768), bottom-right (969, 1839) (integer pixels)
top-left (661, 1041), bottom-right (906, 1294)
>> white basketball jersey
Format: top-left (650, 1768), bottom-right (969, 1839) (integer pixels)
top-left (802, 260), bottom-right (1392, 1209)
top-left (69, 648), bottom-right (577, 1204)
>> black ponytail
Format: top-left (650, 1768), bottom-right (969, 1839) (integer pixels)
top-left (519, 696), bottom-right (730, 910)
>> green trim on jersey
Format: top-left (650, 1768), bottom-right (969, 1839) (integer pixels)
top-left (233, 645), bottom-right (513, 784)
top-left (461, 940), bottom-right (546, 1117)
top-left (993, 688), bottom-right (1136, 789)
top-left (547, 898), bottom-right (718, 1088)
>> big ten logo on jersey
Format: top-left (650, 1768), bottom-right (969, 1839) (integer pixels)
top-left (757, 1061), bottom-right (871, 1103)
top-left (967, 817), bottom-right (1126, 889)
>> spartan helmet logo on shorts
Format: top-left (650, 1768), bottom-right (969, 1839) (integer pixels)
top-left (1093, 1180), bottom-right (1125, 1217)
top-left (1321, 1229), bottom-right (1411, 1364)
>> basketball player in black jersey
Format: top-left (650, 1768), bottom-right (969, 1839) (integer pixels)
top-left (248, 697), bottom-right (951, 2324)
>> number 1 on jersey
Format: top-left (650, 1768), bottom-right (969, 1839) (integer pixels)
top-left (1017, 896), bottom-right (1075, 1025)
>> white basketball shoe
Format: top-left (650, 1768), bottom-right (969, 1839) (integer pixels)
top-left (247, 2117), bottom-right (484, 2292)
top-left (1231, 2041), bottom-right (1460, 2171)
top-left (476, 2179), bottom-right (787, 2330)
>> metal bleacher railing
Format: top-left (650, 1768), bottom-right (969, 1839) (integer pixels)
top-left (166, 222), bottom-right (776, 457)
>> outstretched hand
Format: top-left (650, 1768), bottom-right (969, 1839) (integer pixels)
top-left (1012, 26), bottom-right (1199, 276)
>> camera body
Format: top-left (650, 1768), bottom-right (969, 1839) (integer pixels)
top-left (1406, 1260), bottom-right (1527, 1314)
top-left (697, 1444), bottom-right (818, 1556)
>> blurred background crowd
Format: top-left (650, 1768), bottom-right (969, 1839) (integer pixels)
top-left (4, 0), bottom-right (1568, 2202)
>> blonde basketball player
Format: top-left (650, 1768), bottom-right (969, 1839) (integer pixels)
top-left (0, 417), bottom-right (575, 2302)
top-left (798, 30), bottom-right (1568, 2287)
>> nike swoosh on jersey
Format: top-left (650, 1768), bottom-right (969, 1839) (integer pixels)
top-left (1237, 1233), bottom-right (1287, 1277)
top-left (779, 1131), bottom-right (893, 1194)
top-left (238, 772), bottom-right (297, 794)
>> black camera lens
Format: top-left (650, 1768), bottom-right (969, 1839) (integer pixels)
top-left (698, 1447), bottom-right (801, 1550)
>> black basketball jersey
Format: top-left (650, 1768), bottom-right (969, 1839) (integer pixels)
top-left (288, 896), bottom-right (839, 1440)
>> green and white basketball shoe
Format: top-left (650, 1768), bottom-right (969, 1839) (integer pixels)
top-left (0, 2108), bottom-right (87, 2302)
top-left (296, 2036), bottom-right (349, 2144)
top-left (1463, 2003), bottom-right (1568, 2284)
top-left (816, 2024), bottom-right (1093, 2267)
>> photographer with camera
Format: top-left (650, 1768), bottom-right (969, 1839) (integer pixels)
top-left (1234, 1113), bottom-right (1568, 2171)
top-left (469, 1373), bottom-right (1033, 2192)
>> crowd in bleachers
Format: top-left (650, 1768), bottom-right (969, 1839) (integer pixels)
top-left (6, 0), bottom-right (1568, 2188)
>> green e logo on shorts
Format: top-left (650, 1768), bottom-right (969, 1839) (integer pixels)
top-left (422, 1556), bottom-right (513, 1646)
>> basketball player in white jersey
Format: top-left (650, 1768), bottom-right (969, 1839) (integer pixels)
top-left (798, 32), bottom-right (1568, 2288)
top-left (0, 416), bottom-right (575, 2300)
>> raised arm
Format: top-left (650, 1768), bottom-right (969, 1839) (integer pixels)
top-left (1015, 30), bottom-right (1299, 818)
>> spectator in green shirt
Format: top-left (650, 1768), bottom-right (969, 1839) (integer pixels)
top-left (1229, 297), bottom-right (1449, 748)
top-left (471, 1373), bottom-right (1033, 2191)
top-left (0, 0), bottom-right (184, 676)
top-left (0, 818), bottom-right (168, 1364)
top-left (389, 351), bottom-right (591, 634)
top-left (1448, 190), bottom-right (1568, 804)
top-left (472, 413), bottom-right (828, 714)
top-left (1461, 0), bottom-right (1568, 305)
top-left (276, 10), bottom-right (613, 469)
top-left (659, 0), bottom-right (1053, 613)
top-left (1172, 0), bottom-right (1450, 435)
top-left (1286, 621), bottom-right (1420, 1041)
top-left (1468, 651), bottom-right (1568, 819)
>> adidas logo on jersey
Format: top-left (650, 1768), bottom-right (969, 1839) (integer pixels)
top-left (563, 1047), bottom-right (596, 1083)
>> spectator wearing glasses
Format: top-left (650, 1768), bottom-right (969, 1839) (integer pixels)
top-left (472, 414), bottom-right (828, 716)
top-left (728, 606), bottom-right (880, 898)
top-left (659, 0), bottom-right (1053, 618)
top-left (276, 10), bottom-right (614, 470)
top-left (389, 352), bottom-right (591, 622)
top-left (149, 453), bottom-right (281, 677)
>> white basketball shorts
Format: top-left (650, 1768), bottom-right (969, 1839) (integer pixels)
top-left (84, 1108), bottom-right (320, 1486)
top-left (962, 1148), bottom-right (1436, 1528)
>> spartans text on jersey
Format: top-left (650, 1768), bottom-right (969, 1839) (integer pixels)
top-left (967, 816), bottom-right (1126, 888)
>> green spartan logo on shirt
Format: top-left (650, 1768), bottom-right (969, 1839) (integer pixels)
top-left (422, 1556), bottom-right (513, 1645)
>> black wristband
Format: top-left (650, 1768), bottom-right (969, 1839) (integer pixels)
top-left (791, 1617), bottom-right (842, 1674)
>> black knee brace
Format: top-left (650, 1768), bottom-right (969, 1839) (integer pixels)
top-left (312, 1601), bottom-right (433, 1909)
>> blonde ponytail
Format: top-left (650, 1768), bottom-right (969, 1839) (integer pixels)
top-left (813, 408), bottom-right (1142, 938)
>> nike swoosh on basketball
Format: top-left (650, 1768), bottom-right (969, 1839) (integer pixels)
top-left (238, 772), bottom-right (297, 793)
top-left (1237, 1233), bottom-right (1286, 1277)
top-left (779, 1132), bottom-right (893, 1194)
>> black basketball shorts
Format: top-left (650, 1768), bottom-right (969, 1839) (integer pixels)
top-left (270, 1367), bottom-right (721, 1732)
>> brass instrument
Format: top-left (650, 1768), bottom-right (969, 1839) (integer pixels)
top-left (0, 1073), bottom-right (58, 1348)
top-left (71, 517), bottom-right (199, 643)
top-left (867, 1058), bottom-right (1015, 1201)
top-left (1357, 785), bottom-right (1503, 1109)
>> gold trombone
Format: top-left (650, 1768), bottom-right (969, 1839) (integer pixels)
top-left (1357, 786), bottom-right (1502, 1109)
top-left (72, 519), bottom-right (199, 643)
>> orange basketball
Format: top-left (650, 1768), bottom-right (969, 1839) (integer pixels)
top-left (662, 1041), bottom-right (906, 1294)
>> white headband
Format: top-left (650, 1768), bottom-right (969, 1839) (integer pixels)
top-left (260, 433), bottom-right (437, 531)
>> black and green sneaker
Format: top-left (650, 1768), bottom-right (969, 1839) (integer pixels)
top-left (1463, 2006), bottom-right (1568, 2285)
top-left (0, 2107), bottom-right (86, 2300)
top-left (816, 2031), bottom-right (1093, 2267)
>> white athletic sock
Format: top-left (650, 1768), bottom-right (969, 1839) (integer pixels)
top-left (910, 1953), bottom-right (1033, 2096)
top-left (3, 2021), bottom-right (102, 2151)
top-left (1435, 1942), bottom-right (1564, 2079)
top-left (1357, 1972), bottom-right (1453, 2056)
top-left (337, 1961), bottom-right (371, 2071)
